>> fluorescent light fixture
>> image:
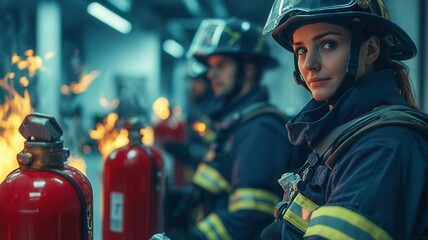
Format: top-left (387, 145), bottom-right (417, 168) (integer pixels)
top-left (107, 0), bottom-right (132, 12)
top-left (183, 0), bottom-right (202, 16)
top-left (87, 2), bottom-right (132, 34)
top-left (163, 39), bottom-right (185, 58)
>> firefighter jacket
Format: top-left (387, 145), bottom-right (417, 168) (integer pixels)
top-left (191, 86), bottom-right (310, 240)
top-left (278, 69), bottom-right (428, 239)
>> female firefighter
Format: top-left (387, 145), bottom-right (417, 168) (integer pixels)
top-left (261, 0), bottom-right (428, 239)
top-left (165, 18), bottom-right (311, 240)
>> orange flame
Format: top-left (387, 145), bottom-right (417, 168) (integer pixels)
top-left (0, 50), bottom-right (87, 182)
top-left (89, 113), bottom-right (129, 159)
top-left (89, 112), bottom-right (155, 160)
top-left (61, 71), bottom-right (99, 95)
top-left (152, 97), bottom-right (170, 120)
top-left (66, 156), bottom-right (87, 174)
top-left (11, 50), bottom-right (54, 77)
top-left (0, 76), bottom-right (33, 182)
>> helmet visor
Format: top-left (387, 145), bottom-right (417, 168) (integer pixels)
top-left (187, 19), bottom-right (227, 59)
top-left (263, 0), bottom-right (357, 34)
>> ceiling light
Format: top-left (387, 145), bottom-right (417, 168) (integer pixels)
top-left (162, 39), bottom-right (185, 58)
top-left (106, 0), bottom-right (132, 12)
top-left (87, 2), bottom-right (132, 34)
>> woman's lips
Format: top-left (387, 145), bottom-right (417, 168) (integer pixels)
top-left (308, 77), bottom-right (329, 87)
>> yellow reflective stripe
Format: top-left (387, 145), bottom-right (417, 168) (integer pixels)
top-left (192, 163), bottom-right (232, 194)
top-left (228, 188), bottom-right (280, 215)
top-left (284, 208), bottom-right (309, 232)
top-left (305, 225), bottom-right (353, 240)
top-left (305, 206), bottom-right (392, 240)
top-left (294, 193), bottom-right (319, 214)
top-left (197, 213), bottom-right (233, 240)
top-left (283, 193), bottom-right (319, 232)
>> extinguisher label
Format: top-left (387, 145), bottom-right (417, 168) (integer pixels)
top-left (110, 192), bottom-right (124, 232)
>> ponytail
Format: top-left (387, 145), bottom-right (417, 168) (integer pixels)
top-left (375, 43), bottom-right (418, 109)
top-left (391, 61), bottom-right (418, 109)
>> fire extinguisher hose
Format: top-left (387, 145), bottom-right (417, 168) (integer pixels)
top-left (141, 145), bottom-right (159, 233)
top-left (43, 168), bottom-right (91, 240)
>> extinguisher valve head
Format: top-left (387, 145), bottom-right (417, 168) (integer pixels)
top-left (17, 151), bottom-right (33, 165)
top-left (19, 112), bottom-right (63, 142)
top-left (123, 116), bottom-right (145, 132)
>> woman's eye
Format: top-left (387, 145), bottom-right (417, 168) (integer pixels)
top-left (295, 48), bottom-right (306, 55)
top-left (322, 41), bottom-right (337, 50)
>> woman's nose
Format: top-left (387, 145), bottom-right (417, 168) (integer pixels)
top-left (303, 50), bottom-right (321, 72)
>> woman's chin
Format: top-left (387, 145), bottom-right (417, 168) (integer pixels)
top-left (311, 92), bottom-right (330, 102)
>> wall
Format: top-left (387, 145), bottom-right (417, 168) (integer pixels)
top-left (79, 21), bottom-right (161, 130)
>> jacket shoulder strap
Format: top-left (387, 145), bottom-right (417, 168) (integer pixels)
top-left (326, 105), bottom-right (427, 167)
top-left (220, 102), bottom-right (289, 131)
top-left (238, 102), bottom-right (290, 125)
top-left (317, 105), bottom-right (428, 168)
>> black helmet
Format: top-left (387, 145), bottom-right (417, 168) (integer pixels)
top-left (189, 18), bottom-right (279, 69)
top-left (263, 0), bottom-right (416, 60)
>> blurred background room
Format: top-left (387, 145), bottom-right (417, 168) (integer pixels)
top-left (0, 0), bottom-right (426, 239)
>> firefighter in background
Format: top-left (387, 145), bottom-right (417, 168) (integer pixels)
top-left (260, 0), bottom-right (428, 239)
top-left (167, 18), bottom-right (310, 240)
top-left (163, 60), bottom-right (215, 170)
top-left (163, 60), bottom-right (216, 237)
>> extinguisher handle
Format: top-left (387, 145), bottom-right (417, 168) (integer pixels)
top-left (19, 112), bottom-right (63, 142)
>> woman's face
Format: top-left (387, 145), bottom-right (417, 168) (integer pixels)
top-left (293, 22), bottom-right (366, 101)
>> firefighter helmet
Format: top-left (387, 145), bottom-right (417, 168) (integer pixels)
top-left (263, 0), bottom-right (416, 60)
top-left (189, 18), bottom-right (278, 69)
top-left (187, 58), bottom-right (208, 79)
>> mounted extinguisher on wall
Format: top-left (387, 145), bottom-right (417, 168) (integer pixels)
top-left (0, 113), bottom-right (93, 240)
top-left (102, 116), bottom-right (165, 240)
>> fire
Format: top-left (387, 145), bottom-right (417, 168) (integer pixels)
top-left (66, 156), bottom-right (87, 174)
top-left (152, 97), bottom-right (170, 120)
top-left (89, 113), bottom-right (129, 159)
top-left (0, 51), bottom-right (87, 182)
top-left (89, 112), bottom-right (155, 160)
top-left (60, 71), bottom-right (99, 95)
top-left (0, 76), bottom-right (33, 182)
top-left (11, 50), bottom-right (55, 77)
top-left (192, 121), bottom-right (207, 135)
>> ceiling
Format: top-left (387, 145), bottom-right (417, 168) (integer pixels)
top-left (63, 0), bottom-right (275, 51)
top-left (138, 0), bottom-right (275, 48)
top-left (0, 0), bottom-right (275, 56)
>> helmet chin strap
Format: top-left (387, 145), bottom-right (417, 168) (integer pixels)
top-left (223, 61), bottom-right (246, 102)
top-left (293, 18), bottom-right (363, 104)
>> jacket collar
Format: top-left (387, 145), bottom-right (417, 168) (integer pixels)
top-left (287, 69), bottom-right (406, 149)
top-left (209, 86), bottom-right (269, 122)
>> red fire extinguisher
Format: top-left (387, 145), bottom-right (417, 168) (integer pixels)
top-left (102, 116), bottom-right (165, 240)
top-left (0, 113), bottom-right (93, 240)
top-left (153, 112), bottom-right (187, 186)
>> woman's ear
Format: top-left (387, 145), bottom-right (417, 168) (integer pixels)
top-left (365, 35), bottom-right (380, 65)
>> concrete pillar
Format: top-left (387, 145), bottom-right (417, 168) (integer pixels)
top-left (36, 0), bottom-right (61, 117)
